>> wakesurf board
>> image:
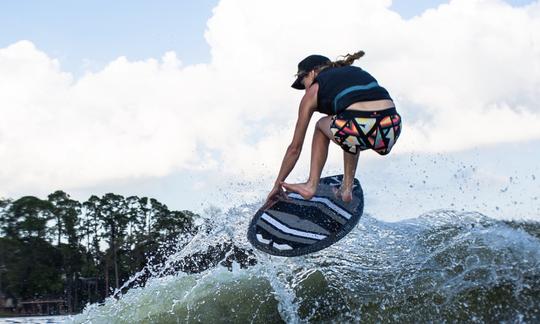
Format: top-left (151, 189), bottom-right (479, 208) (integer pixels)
top-left (247, 174), bottom-right (364, 257)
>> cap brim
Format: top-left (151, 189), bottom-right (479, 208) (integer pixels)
top-left (291, 76), bottom-right (305, 90)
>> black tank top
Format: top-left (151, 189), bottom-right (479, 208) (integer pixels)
top-left (314, 66), bottom-right (392, 115)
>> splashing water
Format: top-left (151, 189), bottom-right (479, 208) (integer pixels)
top-left (67, 203), bottom-right (540, 323)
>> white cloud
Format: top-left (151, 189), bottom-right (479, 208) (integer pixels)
top-left (0, 0), bottom-right (539, 196)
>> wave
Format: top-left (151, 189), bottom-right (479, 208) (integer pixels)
top-left (70, 207), bottom-right (540, 323)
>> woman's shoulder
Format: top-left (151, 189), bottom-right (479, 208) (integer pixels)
top-left (318, 65), bottom-right (363, 79)
top-left (299, 83), bottom-right (319, 112)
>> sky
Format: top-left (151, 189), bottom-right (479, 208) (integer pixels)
top-left (1, 0), bottom-right (535, 73)
top-left (1, 0), bottom-right (539, 221)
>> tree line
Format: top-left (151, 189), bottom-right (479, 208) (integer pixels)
top-left (0, 191), bottom-right (198, 314)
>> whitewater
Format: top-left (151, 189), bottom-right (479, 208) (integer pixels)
top-left (62, 146), bottom-right (540, 323)
top-left (67, 211), bottom-right (539, 322)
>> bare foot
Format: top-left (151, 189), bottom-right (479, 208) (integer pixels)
top-left (281, 181), bottom-right (317, 200)
top-left (332, 186), bottom-right (353, 203)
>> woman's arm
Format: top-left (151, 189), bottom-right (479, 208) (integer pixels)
top-left (270, 84), bottom-right (319, 193)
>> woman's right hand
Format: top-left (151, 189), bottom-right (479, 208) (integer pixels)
top-left (265, 184), bottom-right (287, 206)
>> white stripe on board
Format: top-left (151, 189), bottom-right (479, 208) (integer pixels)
top-left (261, 213), bottom-right (327, 240)
top-left (273, 242), bottom-right (293, 250)
top-left (287, 193), bottom-right (352, 220)
top-left (256, 234), bottom-right (271, 244)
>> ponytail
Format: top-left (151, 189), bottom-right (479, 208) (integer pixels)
top-left (316, 50), bottom-right (365, 72)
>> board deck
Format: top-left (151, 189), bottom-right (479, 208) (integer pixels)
top-left (247, 175), bottom-right (364, 257)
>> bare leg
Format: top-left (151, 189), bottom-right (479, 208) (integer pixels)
top-left (337, 150), bottom-right (360, 202)
top-left (282, 117), bottom-right (334, 200)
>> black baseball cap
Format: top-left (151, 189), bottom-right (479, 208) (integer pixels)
top-left (291, 54), bottom-right (331, 90)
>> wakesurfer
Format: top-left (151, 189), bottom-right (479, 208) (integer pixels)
top-left (267, 51), bottom-right (402, 203)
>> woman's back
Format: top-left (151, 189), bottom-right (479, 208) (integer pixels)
top-left (315, 65), bottom-right (392, 115)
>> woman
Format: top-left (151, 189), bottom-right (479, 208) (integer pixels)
top-left (267, 51), bottom-right (402, 203)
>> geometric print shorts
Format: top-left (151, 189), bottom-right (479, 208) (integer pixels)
top-left (330, 107), bottom-right (402, 155)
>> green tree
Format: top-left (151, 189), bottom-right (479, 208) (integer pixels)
top-left (99, 193), bottom-right (129, 294)
top-left (48, 191), bottom-right (83, 313)
top-left (3, 237), bottom-right (63, 299)
top-left (123, 196), bottom-right (152, 275)
top-left (124, 196), bottom-right (148, 252)
top-left (0, 198), bottom-right (12, 237)
top-left (81, 196), bottom-right (104, 303)
top-left (0, 192), bottom-right (203, 313)
top-left (82, 196), bottom-right (103, 262)
top-left (1, 196), bottom-right (54, 241)
top-left (0, 197), bottom-right (63, 300)
top-left (153, 209), bottom-right (195, 241)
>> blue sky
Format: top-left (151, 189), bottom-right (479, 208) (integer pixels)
top-left (391, 0), bottom-right (534, 18)
top-left (0, 0), bottom-right (218, 74)
top-left (1, 0), bottom-right (534, 76)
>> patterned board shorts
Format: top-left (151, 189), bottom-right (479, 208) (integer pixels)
top-left (330, 107), bottom-right (402, 155)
